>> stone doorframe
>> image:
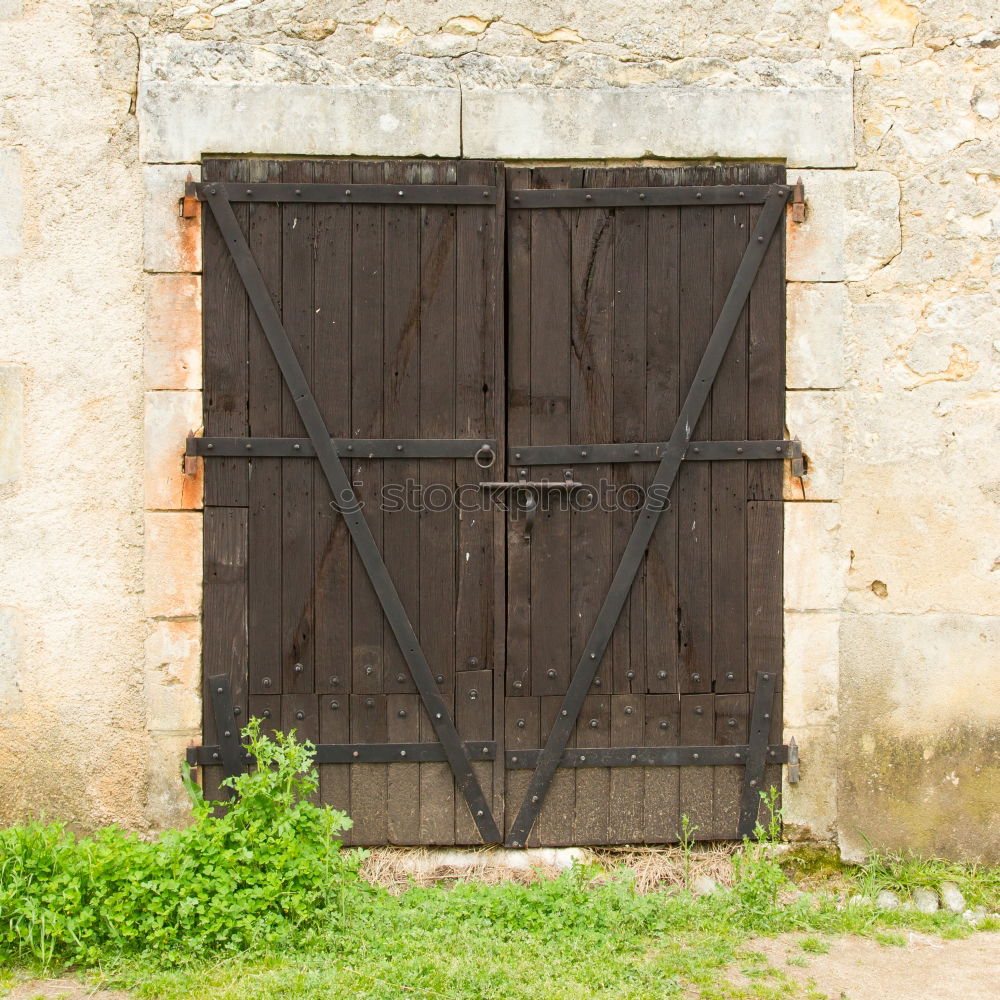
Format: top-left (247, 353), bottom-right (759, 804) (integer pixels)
top-left (138, 41), bottom-right (900, 836)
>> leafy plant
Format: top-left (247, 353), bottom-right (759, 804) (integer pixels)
top-left (0, 721), bottom-right (358, 965)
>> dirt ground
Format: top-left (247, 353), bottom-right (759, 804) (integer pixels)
top-left (5, 932), bottom-right (999, 999)
top-left (747, 930), bottom-right (1000, 1000)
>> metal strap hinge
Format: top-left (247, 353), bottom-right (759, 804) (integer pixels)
top-left (791, 178), bottom-right (806, 223)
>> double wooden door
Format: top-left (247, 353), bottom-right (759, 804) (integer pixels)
top-left (192, 158), bottom-right (791, 847)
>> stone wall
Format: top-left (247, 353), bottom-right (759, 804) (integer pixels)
top-left (0, 0), bottom-right (996, 859)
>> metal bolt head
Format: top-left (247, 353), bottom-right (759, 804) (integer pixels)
top-left (330, 676), bottom-right (340, 686)
top-left (517, 718), bottom-right (525, 728)
top-left (630, 754), bottom-right (637, 762)
top-left (531, 795), bottom-right (539, 803)
top-left (547, 668), bottom-right (557, 679)
top-left (435, 674), bottom-right (444, 684)
top-left (693, 752), bottom-right (700, 760)
top-left (400, 750), bottom-right (407, 757)
top-left (626, 670), bottom-right (635, 680)
top-left (659, 720), bottom-right (669, 730)
top-left (695, 706), bottom-right (704, 715)
top-left (352, 751), bottom-right (359, 758)
top-left (294, 662), bottom-right (304, 674)
top-left (262, 677), bottom-right (272, 688)
top-left (398, 709), bottom-right (407, 718)
top-left (482, 747), bottom-right (489, 754)
top-left (212, 751), bottom-right (219, 760)
top-left (727, 718), bottom-right (737, 728)
top-left (589, 719), bottom-right (599, 728)
top-left (469, 689), bottom-right (479, 700)
top-left (561, 710), bottom-right (568, 717)
top-left (750, 779), bottom-right (757, 787)
top-left (216, 686), bottom-right (224, 694)
top-left (691, 672), bottom-right (701, 682)
top-left (365, 664), bottom-right (373, 675)
top-left (330, 701), bottom-right (339, 710)
top-left (295, 711), bottom-right (305, 721)
top-left (469, 657), bottom-right (479, 667)
top-left (657, 670), bottom-right (667, 680)
top-left (223, 730), bottom-right (231, 738)
top-left (726, 672), bottom-right (735, 681)
top-left (262, 709), bottom-right (271, 719)
top-left (624, 705), bottom-right (633, 715)
top-left (513, 680), bottom-right (523, 690)
top-left (580, 755), bottom-right (587, 762)
top-left (293, 443), bottom-right (301, 451)
top-left (511, 756), bottom-right (518, 763)
top-left (365, 698), bottom-right (374, 708)
top-left (734, 752), bottom-right (741, 759)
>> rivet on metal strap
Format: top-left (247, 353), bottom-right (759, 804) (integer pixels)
top-left (352, 751), bottom-right (360, 758)
top-left (400, 750), bottom-right (407, 757)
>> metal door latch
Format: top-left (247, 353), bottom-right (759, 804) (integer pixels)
top-left (481, 469), bottom-right (586, 541)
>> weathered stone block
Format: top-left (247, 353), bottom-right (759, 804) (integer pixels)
top-left (786, 170), bottom-right (900, 282)
top-left (0, 607), bottom-right (22, 713)
top-left (0, 0), bottom-right (22, 18)
top-left (785, 390), bottom-right (844, 500)
top-left (0, 149), bottom-right (22, 258)
top-left (145, 732), bottom-right (199, 830)
top-left (144, 512), bottom-right (202, 619)
top-left (785, 502), bottom-right (847, 611)
top-left (143, 164), bottom-right (202, 273)
top-left (146, 274), bottom-right (202, 390)
top-left (782, 724), bottom-right (838, 842)
top-left (145, 670), bottom-right (201, 732)
top-left (828, 0), bottom-right (919, 55)
top-left (0, 364), bottom-right (23, 488)
top-left (783, 611), bottom-right (839, 728)
top-left (145, 618), bottom-right (201, 695)
top-left (787, 283), bottom-right (847, 389)
top-left (837, 612), bottom-right (1000, 862)
top-left (139, 82), bottom-right (461, 162)
top-left (145, 391), bottom-right (203, 510)
top-left (463, 83), bottom-right (854, 167)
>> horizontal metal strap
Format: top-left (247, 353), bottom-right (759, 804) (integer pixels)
top-left (188, 436), bottom-right (497, 460)
top-left (506, 745), bottom-right (789, 768)
top-left (510, 440), bottom-right (802, 465)
top-left (508, 185), bottom-right (781, 209)
top-left (188, 181), bottom-right (497, 206)
top-left (188, 741), bottom-right (497, 766)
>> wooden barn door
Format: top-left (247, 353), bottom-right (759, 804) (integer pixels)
top-left (502, 166), bottom-right (791, 847)
top-left (191, 159), bottom-right (794, 847)
top-left (194, 159), bottom-right (506, 845)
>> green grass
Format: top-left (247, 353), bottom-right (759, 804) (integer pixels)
top-left (2, 727), bottom-right (998, 1000)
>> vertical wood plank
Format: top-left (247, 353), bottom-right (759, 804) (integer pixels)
top-left (609, 693), bottom-right (644, 843)
top-left (202, 158), bottom-right (248, 508)
top-left (505, 167), bottom-right (533, 700)
top-left (610, 168), bottom-right (649, 696)
top-left (279, 160), bottom-right (315, 698)
top-left (382, 159), bottom-right (422, 698)
top-left (350, 160), bottom-right (386, 697)
top-left (645, 183), bottom-right (681, 696)
top-left (418, 159), bottom-right (458, 845)
top-left (573, 694), bottom-right (610, 844)
top-left (643, 694), bottom-right (680, 842)
top-left (569, 168), bottom-right (614, 696)
top-left (313, 159), bottom-right (353, 700)
top-left (350, 693), bottom-right (387, 844)
top-left (455, 669), bottom-right (494, 843)
top-left (320, 692), bottom-right (351, 843)
top-left (679, 693), bottom-right (714, 840)
top-left (505, 697), bottom-right (539, 846)
top-left (711, 188), bottom-right (749, 696)
top-left (713, 692), bottom-right (749, 839)
top-left (387, 693), bottom-right (421, 844)
top-left (676, 186), bottom-right (714, 697)
top-left (536, 694), bottom-right (575, 846)
top-left (246, 159), bottom-right (283, 697)
top-left (529, 167), bottom-right (573, 701)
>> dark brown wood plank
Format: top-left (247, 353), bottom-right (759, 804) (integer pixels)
top-left (747, 501), bottom-right (783, 693)
top-left (387, 693), bottom-right (420, 844)
top-left (455, 161), bottom-right (498, 692)
top-left (281, 692), bottom-right (319, 745)
top-left (536, 694), bottom-right (575, 846)
top-left (455, 669), bottom-right (494, 843)
top-left (350, 693), bottom-right (387, 844)
top-left (350, 160), bottom-right (386, 697)
top-left (319, 691), bottom-right (351, 843)
top-left (246, 159), bottom-right (283, 697)
top-left (569, 168), bottom-right (614, 695)
top-left (610, 168), bottom-right (648, 696)
top-left (313, 159), bottom-right (353, 698)
top-left (202, 158), bottom-right (248, 508)
top-left (280, 160), bottom-right (315, 696)
top-left (505, 167), bottom-right (533, 700)
top-left (382, 160), bottom-right (422, 697)
top-left (609, 692), bottom-right (644, 843)
top-left (679, 693), bottom-right (714, 840)
top-left (711, 190), bottom-right (749, 696)
top-left (643, 694), bottom-right (680, 842)
top-left (203, 506), bottom-right (248, 748)
top-left (529, 167), bottom-right (573, 701)
top-left (573, 694), bottom-right (610, 844)
top-left (504, 696), bottom-right (539, 846)
top-left (747, 166), bottom-right (786, 502)
top-left (418, 159), bottom-right (458, 845)
top-left (713, 692), bottom-right (749, 839)
top-left (676, 190), bottom-right (714, 696)
top-left (644, 180), bottom-right (681, 696)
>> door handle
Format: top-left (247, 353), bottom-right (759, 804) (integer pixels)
top-left (481, 470), bottom-right (587, 542)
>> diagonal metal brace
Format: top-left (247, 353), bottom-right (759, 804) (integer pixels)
top-left (506, 185), bottom-right (791, 846)
top-left (202, 188), bottom-right (501, 843)
top-left (738, 670), bottom-right (779, 838)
